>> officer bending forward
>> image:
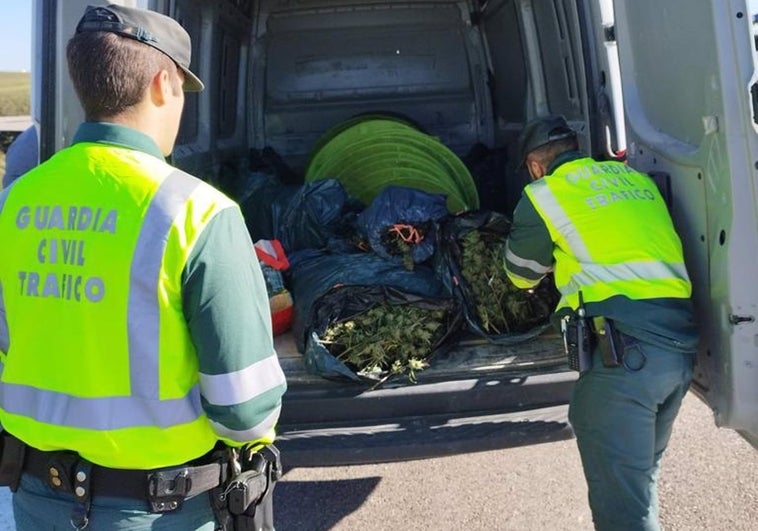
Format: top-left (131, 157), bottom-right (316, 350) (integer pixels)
top-left (504, 115), bottom-right (699, 531)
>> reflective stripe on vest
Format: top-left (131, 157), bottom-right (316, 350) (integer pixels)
top-left (0, 144), bottom-right (237, 468)
top-left (525, 158), bottom-right (692, 310)
top-left (0, 188), bottom-right (11, 352)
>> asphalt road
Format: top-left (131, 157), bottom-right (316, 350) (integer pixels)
top-left (1, 392), bottom-right (756, 529)
top-left (272, 392), bottom-right (758, 530)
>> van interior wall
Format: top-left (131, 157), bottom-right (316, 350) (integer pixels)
top-left (172, 0), bottom-right (589, 219)
top-left (169, 0), bottom-right (253, 190)
top-left (481, 0), bottom-right (531, 216)
top-left (487, 0), bottom-right (592, 210)
top-left (255, 0), bottom-right (497, 179)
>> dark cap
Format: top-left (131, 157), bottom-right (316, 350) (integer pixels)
top-left (517, 114), bottom-right (576, 165)
top-left (76, 4), bottom-right (204, 92)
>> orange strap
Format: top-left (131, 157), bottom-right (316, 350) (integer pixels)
top-left (388, 224), bottom-right (424, 244)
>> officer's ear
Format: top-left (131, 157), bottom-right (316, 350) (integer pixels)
top-left (149, 69), bottom-right (175, 106)
top-left (526, 157), bottom-right (546, 181)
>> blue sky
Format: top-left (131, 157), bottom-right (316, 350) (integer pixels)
top-left (0, 0), bottom-right (32, 72)
top-left (1, 1), bottom-right (757, 73)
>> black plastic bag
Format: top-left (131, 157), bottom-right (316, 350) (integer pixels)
top-left (302, 285), bottom-right (462, 384)
top-left (238, 175), bottom-right (361, 254)
top-left (288, 250), bottom-right (447, 353)
top-left (356, 185), bottom-right (448, 266)
top-left (237, 172), bottom-right (299, 242)
top-left (436, 210), bottom-right (560, 344)
top-left (275, 179), bottom-right (363, 254)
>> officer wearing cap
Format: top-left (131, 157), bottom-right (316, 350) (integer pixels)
top-left (0, 5), bottom-right (286, 530)
top-left (504, 115), bottom-right (699, 530)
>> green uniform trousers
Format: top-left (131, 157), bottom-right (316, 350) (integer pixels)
top-left (13, 474), bottom-right (217, 530)
top-left (568, 335), bottom-right (694, 531)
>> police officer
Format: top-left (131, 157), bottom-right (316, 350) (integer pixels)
top-left (2, 125), bottom-right (38, 188)
top-left (504, 115), bottom-right (699, 531)
top-left (0, 5), bottom-right (286, 530)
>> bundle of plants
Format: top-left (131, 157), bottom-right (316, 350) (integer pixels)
top-left (302, 285), bottom-right (462, 385)
top-left (459, 229), bottom-right (555, 334)
top-left (437, 210), bottom-right (559, 342)
top-left (376, 220), bottom-right (434, 270)
top-left (288, 250), bottom-right (447, 353)
top-left (356, 185), bottom-right (448, 270)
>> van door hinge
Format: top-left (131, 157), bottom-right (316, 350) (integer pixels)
top-left (604, 25), bottom-right (616, 42)
top-left (729, 314), bottom-right (755, 325)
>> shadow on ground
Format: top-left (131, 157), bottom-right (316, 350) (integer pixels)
top-left (273, 476), bottom-right (381, 530)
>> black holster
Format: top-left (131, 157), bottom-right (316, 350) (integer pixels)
top-left (594, 317), bottom-right (624, 368)
top-left (0, 431), bottom-right (26, 492)
top-left (211, 444), bottom-right (281, 531)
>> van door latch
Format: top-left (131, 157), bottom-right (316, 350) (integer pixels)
top-left (604, 25), bottom-right (616, 42)
top-left (729, 314), bottom-right (755, 325)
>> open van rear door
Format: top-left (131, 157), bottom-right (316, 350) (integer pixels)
top-left (33, 0), bottom-right (149, 161)
top-left (609, 0), bottom-right (758, 445)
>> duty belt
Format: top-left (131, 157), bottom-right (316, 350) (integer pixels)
top-left (22, 442), bottom-right (224, 512)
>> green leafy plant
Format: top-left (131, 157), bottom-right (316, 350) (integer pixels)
top-left (459, 230), bottom-right (533, 334)
top-left (318, 304), bottom-right (447, 382)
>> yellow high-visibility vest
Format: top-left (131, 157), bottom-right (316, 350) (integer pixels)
top-left (524, 157), bottom-right (692, 311)
top-left (0, 142), bottom-right (236, 469)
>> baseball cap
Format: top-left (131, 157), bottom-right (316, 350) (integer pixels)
top-left (517, 114), bottom-right (576, 165)
top-left (75, 4), bottom-right (204, 92)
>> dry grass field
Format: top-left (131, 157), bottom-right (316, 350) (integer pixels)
top-left (0, 71), bottom-right (31, 116)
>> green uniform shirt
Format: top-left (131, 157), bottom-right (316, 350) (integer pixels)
top-left (506, 151), bottom-right (698, 352)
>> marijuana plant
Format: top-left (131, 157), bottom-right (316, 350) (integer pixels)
top-left (319, 303), bottom-right (447, 382)
top-left (459, 229), bottom-right (533, 334)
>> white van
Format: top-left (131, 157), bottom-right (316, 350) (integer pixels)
top-left (30, 0), bottom-right (758, 464)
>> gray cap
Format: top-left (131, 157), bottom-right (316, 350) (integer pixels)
top-left (76, 4), bottom-right (204, 92)
top-left (517, 114), bottom-right (576, 165)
